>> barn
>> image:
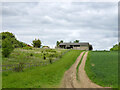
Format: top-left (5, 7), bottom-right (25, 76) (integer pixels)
top-left (59, 42), bottom-right (91, 50)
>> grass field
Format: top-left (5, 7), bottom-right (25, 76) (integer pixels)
top-left (85, 51), bottom-right (118, 88)
top-left (2, 50), bottom-right (82, 88)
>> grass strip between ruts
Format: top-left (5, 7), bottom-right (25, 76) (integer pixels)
top-left (76, 51), bottom-right (86, 81)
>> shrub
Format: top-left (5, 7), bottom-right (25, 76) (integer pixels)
top-left (13, 62), bottom-right (24, 72)
top-left (30, 53), bottom-right (33, 56)
top-left (43, 56), bottom-right (46, 60)
top-left (41, 50), bottom-right (43, 53)
top-left (49, 54), bottom-right (54, 58)
top-left (43, 53), bottom-right (46, 60)
top-left (2, 38), bottom-right (14, 57)
top-left (49, 57), bottom-right (52, 64)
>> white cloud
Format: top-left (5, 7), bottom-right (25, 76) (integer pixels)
top-left (2, 2), bottom-right (118, 50)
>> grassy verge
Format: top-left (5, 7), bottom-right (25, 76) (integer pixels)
top-left (2, 50), bottom-right (82, 88)
top-left (85, 51), bottom-right (118, 88)
top-left (76, 51), bottom-right (85, 80)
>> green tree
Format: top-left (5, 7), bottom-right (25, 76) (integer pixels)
top-left (32, 39), bottom-right (41, 48)
top-left (56, 40), bottom-right (63, 47)
top-left (2, 38), bottom-right (14, 57)
top-left (2, 32), bottom-right (15, 40)
top-left (110, 43), bottom-right (120, 51)
top-left (56, 41), bottom-right (60, 46)
top-left (1, 32), bottom-right (27, 48)
top-left (74, 40), bottom-right (79, 43)
top-left (60, 40), bottom-right (63, 43)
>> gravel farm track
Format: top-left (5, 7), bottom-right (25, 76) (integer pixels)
top-left (60, 51), bottom-right (110, 89)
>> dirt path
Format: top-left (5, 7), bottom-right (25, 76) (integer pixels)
top-left (60, 51), bottom-right (105, 88)
top-left (60, 51), bottom-right (84, 88)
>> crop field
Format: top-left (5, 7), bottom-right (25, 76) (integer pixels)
top-left (85, 51), bottom-right (118, 88)
top-left (2, 50), bottom-right (82, 88)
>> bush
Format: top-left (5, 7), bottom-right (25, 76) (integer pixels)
top-left (13, 62), bottom-right (24, 72)
top-left (49, 57), bottom-right (52, 64)
top-left (2, 38), bottom-right (14, 57)
top-left (43, 56), bottom-right (46, 60)
top-left (41, 50), bottom-right (43, 53)
top-left (43, 53), bottom-right (46, 60)
top-left (30, 53), bottom-right (33, 56)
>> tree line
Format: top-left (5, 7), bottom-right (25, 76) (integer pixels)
top-left (1, 32), bottom-right (42, 57)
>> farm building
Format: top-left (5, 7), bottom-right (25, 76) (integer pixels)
top-left (59, 42), bottom-right (91, 50)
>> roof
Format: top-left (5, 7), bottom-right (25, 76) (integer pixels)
top-left (59, 42), bottom-right (89, 46)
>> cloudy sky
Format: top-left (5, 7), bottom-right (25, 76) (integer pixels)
top-left (2, 2), bottom-right (118, 50)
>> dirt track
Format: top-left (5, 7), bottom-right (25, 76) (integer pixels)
top-left (60, 51), bottom-right (105, 88)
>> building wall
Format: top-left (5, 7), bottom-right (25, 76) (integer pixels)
top-left (73, 46), bottom-right (89, 50)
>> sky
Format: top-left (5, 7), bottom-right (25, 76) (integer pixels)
top-left (2, 2), bottom-right (118, 50)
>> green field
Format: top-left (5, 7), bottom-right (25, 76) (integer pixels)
top-left (2, 49), bottom-right (82, 88)
top-left (85, 51), bottom-right (118, 88)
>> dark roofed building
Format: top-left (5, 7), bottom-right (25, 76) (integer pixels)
top-left (59, 42), bottom-right (90, 50)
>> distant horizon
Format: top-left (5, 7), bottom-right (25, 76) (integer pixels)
top-left (2, 2), bottom-right (118, 50)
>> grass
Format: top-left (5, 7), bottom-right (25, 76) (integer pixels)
top-left (76, 51), bottom-right (85, 80)
top-left (2, 50), bottom-right (82, 88)
top-left (85, 51), bottom-right (118, 88)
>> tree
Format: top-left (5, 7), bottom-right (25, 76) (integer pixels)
top-left (110, 42), bottom-right (120, 51)
top-left (2, 32), bottom-right (15, 40)
top-left (2, 38), bottom-right (14, 57)
top-left (56, 40), bottom-right (63, 47)
top-left (1, 32), bottom-right (27, 48)
top-left (74, 40), bottom-right (79, 43)
top-left (56, 41), bottom-right (60, 46)
top-left (60, 40), bottom-right (63, 43)
top-left (32, 39), bottom-right (41, 48)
